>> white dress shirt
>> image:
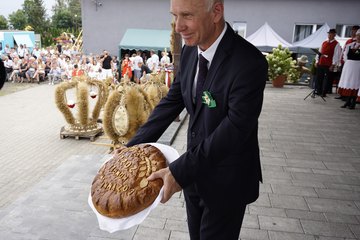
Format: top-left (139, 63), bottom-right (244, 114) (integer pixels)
top-left (192, 24), bottom-right (227, 99)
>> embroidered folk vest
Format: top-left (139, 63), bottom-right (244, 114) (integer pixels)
top-left (347, 43), bottom-right (360, 61)
top-left (319, 40), bottom-right (338, 66)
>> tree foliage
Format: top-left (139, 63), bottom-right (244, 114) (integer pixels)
top-left (23, 0), bottom-right (49, 33)
top-left (52, 9), bottom-right (74, 29)
top-left (52, 0), bottom-right (81, 30)
top-left (8, 10), bottom-right (27, 30)
top-left (6, 0), bottom-right (82, 47)
top-left (0, 15), bottom-right (8, 29)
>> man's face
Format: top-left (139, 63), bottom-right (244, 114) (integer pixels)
top-left (171, 0), bottom-right (221, 50)
top-left (328, 33), bottom-right (335, 40)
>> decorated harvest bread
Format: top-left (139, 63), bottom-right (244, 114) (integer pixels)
top-left (91, 144), bottom-right (167, 218)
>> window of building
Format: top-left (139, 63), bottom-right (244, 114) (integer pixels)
top-left (293, 24), bottom-right (322, 42)
top-left (233, 22), bottom-right (247, 38)
top-left (336, 24), bottom-right (357, 37)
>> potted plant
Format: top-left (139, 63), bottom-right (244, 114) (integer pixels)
top-left (266, 45), bottom-right (297, 87)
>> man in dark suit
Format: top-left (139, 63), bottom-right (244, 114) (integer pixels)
top-left (0, 59), bottom-right (6, 90)
top-left (127, 0), bottom-right (267, 239)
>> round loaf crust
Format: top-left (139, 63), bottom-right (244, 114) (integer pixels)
top-left (91, 144), bottom-right (167, 218)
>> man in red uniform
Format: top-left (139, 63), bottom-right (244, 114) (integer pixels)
top-left (315, 29), bottom-right (342, 97)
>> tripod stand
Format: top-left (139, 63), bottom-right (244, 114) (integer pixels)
top-left (304, 65), bottom-right (327, 102)
top-left (304, 89), bottom-right (326, 101)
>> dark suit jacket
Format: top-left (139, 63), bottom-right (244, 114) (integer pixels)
top-left (0, 59), bottom-right (6, 90)
top-left (127, 23), bottom-right (268, 213)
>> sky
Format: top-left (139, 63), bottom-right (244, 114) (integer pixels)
top-left (1, 0), bottom-right (57, 18)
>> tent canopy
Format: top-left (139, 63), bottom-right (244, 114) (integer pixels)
top-left (13, 34), bottom-right (34, 48)
top-left (293, 23), bottom-right (330, 49)
top-left (119, 29), bottom-right (171, 52)
top-left (246, 22), bottom-right (293, 52)
top-left (293, 23), bottom-right (348, 53)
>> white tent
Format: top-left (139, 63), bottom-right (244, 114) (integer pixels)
top-left (293, 23), bottom-right (348, 52)
top-left (246, 22), bottom-right (293, 52)
top-left (293, 23), bottom-right (330, 49)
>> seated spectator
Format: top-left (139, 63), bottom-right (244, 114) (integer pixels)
top-left (62, 59), bottom-right (73, 81)
top-left (17, 44), bottom-right (25, 59)
top-left (33, 58), bottom-right (45, 83)
top-left (32, 45), bottom-right (41, 59)
top-left (18, 58), bottom-right (29, 83)
top-left (2, 56), bottom-right (13, 81)
top-left (26, 57), bottom-right (37, 83)
top-left (9, 57), bottom-right (20, 82)
top-left (9, 47), bottom-right (18, 60)
top-left (48, 58), bottom-right (61, 85)
top-left (296, 55), bottom-right (311, 81)
top-left (44, 57), bottom-right (52, 77)
top-left (3, 44), bottom-right (11, 57)
top-left (63, 46), bottom-right (71, 57)
top-left (79, 61), bottom-right (87, 75)
top-left (71, 64), bottom-right (84, 77)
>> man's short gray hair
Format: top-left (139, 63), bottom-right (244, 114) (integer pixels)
top-left (206, 0), bottom-right (224, 11)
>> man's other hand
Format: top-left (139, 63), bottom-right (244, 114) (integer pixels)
top-left (147, 167), bottom-right (182, 203)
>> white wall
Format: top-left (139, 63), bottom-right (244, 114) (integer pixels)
top-left (82, 0), bottom-right (360, 56)
top-left (82, 0), bottom-right (172, 56)
top-left (225, 0), bottom-right (360, 42)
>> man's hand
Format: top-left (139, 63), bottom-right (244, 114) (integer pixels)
top-left (147, 167), bottom-right (182, 203)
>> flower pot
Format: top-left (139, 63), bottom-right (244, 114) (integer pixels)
top-left (272, 75), bottom-right (287, 88)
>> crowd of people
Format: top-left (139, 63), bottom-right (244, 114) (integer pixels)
top-left (121, 49), bottom-right (172, 84)
top-left (1, 43), bottom-right (120, 85)
top-left (313, 25), bottom-right (360, 110)
top-left (1, 43), bottom-right (173, 87)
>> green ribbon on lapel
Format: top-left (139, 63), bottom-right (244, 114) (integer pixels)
top-left (202, 91), bottom-right (216, 108)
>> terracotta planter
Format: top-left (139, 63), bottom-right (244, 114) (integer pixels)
top-left (272, 75), bottom-right (287, 88)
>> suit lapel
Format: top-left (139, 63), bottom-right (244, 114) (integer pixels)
top-left (191, 24), bottom-right (234, 126)
top-left (185, 50), bottom-right (198, 116)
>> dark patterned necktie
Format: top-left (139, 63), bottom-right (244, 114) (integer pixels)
top-left (195, 54), bottom-right (208, 102)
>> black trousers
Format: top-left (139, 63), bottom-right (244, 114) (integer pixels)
top-left (184, 185), bottom-right (247, 240)
top-left (327, 71), bottom-right (339, 93)
top-left (315, 65), bottom-right (330, 95)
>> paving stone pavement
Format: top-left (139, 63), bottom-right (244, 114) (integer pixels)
top-left (0, 84), bottom-right (360, 240)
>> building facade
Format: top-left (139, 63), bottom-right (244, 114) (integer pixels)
top-left (81, 0), bottom-right (360, 57)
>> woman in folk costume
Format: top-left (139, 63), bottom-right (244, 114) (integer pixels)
top-left (338, 29), bottom-right (360, 109)
top-left (121, 54), bottom-right (133, 79)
